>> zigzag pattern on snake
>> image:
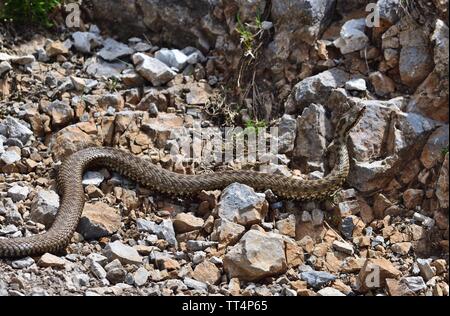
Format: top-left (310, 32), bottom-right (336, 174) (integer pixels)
top-left (0, 106), bottom-right (366, 258)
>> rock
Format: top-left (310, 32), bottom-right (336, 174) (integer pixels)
top-left (185, 82), bottom-right (213, 105)
top-left (136, 218), bottom-right (178, 247)
top-left (332, 240), bottom-right (354, 255)
top-left (436, 153), bottom-right (449, 209)
top-left (391, 242), bottom-right (412, 255)
top-left (46, 100), bottom-right (74, 127)
top-left (211, 218), bottom-right (246, 245)
top-left (11, 257), bottom-right (35, 269)
top-left (184, 277), bottom-right (208, 291)
top-left (416, 258), bottom-right (435, 281)
top-left (132, 53), bottom-right (176, 86)
top-left (173, 213), bottom-right (204, 234)
top-left (294, 104), bottom-right (327, 169)
top-left (334, 19), bottom-right (369, 54)
top-left (103, 241), bottom-right (142, 265)
top-left (386, 278), bottom-right (415, 296)
top-left (77, 202), bottom-right (121, 239)
top-left (223, 230), bottom-right (287, 281)
top-left (402, 276), bottom-right (427, 292)
top-left (106, 268), bottom-right (126, 285)
top-left (217, 183), bottom-right (268, 226)
top-left (134, 267), bottom-right (149, 286)
top-left (9, 55), bottom-right (35, 65)
top-left (82, 171), bottom-right (105, 186)
top-left (38, 253), bottom-right (66, 268)
top-left (72, 31), bottom-right (102, 53)
top-left (7, 185), bottom-right (30, 202)
top-left (98, 93), bottom-right (125, 111)
top-left (186, 240), bottom-right (218, 252)
top-left (30, 190), bottom-right (60, 228)
top-left (368, 71), bottom-right (395, 96)
top-left (278, 114), bottom-right (297, 153)
top-left (345, 78), bottom-right (367, 91)
top-left (154, 48), bottom-right (188, 70)
top-left (275, 214), bottom-right (296, 238)
top-left (420, 126), bottom-right (449, 169)
top-left (90, 261), bottom-right (107, 279)
top-left (399, 28), bottom-right (434, 88)
top-left (98, 38), bottom-right (134, 61)
top-left (46, 41), bottom-right (69, 57)
top-left (1, 151), bottom-right (20, 165)
top-left (317, 287), bottom-right (346, 296)
top-left (51, 123), bottom-right (101, 161)
top-left (300, 271), bottom-right (336, 289)
top-left (290, 68), bottom-right (350, 112)
top-left (0, 61), bottom-right (12, 76)
top-left (84, 56), bottom-right (128, 78)
top-left (357, 258), bottom-right (401, 291)
top-left (403, 189), bottom-right (424, 209)
top-left (0, 116), bottom-right (33, 144)
top-left (192, 260), bottom-right (221, 285)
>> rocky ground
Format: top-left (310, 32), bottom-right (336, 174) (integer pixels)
top-left (0, 0), bottom-right (449, 296)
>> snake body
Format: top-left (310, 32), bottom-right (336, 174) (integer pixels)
top-left (0, 107), bottom-right (365, 258)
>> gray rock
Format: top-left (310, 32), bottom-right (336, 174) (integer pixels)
top-left (278, 114), bottom-right (297, 154)
top-left (82, 171), bottom-right (105, 186)
top-left (416, 258), bottom-right (435, 281)
top-left (186, 240), bottom-right (218, 251)
top-left (103, 240), bottom-right (142, 265)
top-left (217, 183), bottom-right (268, 226)
top-left (300, 271), bottom-right (336, 289)
top-left (0, 151), bottom-right (20, 165)
top-left (294, 104), bottom-right (328, 168)
top-left (9, 55), bottom-right (35, 65)
top-left (11, 257), bottom-right (35, 269)
top-left (90, 261), bottom-right (107, 279)
top-left (0, 61), bottom-right (12, 77)
top-left (401, 276), bottom-right (427, 292)
top-left (334, 19), bottom-right (369, 54)
top-left (132, 53), bottom-right (176, 86)
top-left (318, 287), bottom-right (346, 296)
top-left (84, 56), bottom-right (128, 78)
top-left (87, 253), bottom-right (109, 266)
top-left (0, 116), bottom-right (33, 144)
top-left (377, 0), bottom-right (400, 24)
top-left (134, 267), bottom-right (149, 286)
top-left (223, 230), bottom-right (287, 281)
top-left (290, 68), bottom-right (350, 112)
top-left (137, 218), bottom-right (177, 247)
top-left (30, 190), bottom-right (60, 228)
top-left (184, 277), bottom-right (208, 291)
top-left (72, 273), bottom-right (90, 288)
top-left (98, 38), bottom-right (134, 61)
top-left (345, 78), bottom-right (367, 91)
top-left (0, 224), bottom-right (18, 236)
top-left (72, 31), bottom-right (102, 53)
top-left (7, 185), bottom-right (30, 202)
top-left (154, 48), bottom-right (188, 70)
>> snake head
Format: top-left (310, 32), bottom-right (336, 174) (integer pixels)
top-left (335, 105), bottom-right (366, 137)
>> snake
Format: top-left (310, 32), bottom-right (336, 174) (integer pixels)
top-left (0, 106), bottom-right (365, 258)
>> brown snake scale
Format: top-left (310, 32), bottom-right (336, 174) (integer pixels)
top-left (0, 106), bottom-right (365, 258)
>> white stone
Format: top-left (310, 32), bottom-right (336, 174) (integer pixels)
top-left (103, 240), bottom-right (142, 265)
top-left (132, 53), bottom-right (176, 86)
top-left (345, 78), bottom-right (367, 91)
top-left (98, 38), bottom-right (134, 61)
top-left (318, 287), bottom-right (346, 296)
top-left (82, 171), bottom-right (105, 186)
top-left (7, 185), bottom-right (30, 202)
top-left (334, 19), bottom-right (369, 54)
top-left (155, 48), bottom-right (188, 70)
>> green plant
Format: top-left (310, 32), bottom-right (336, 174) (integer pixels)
top-left (0, 0), bottom-right (61, 27)
top-left (244, 119), bottom-right (267, 130)
top-left (105, 76), bottom-right (121, 92)
top-left (442, 146), bottom-right (449, 156)
top-left (235, 12), bottom-right (265, 59)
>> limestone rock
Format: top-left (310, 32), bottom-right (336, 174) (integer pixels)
top-left (223, 230), bottom-right (287, 281)
top-left (217, 183), bottom-right (268, 226)
top-left (77, 202), bottom-right (121, 240)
